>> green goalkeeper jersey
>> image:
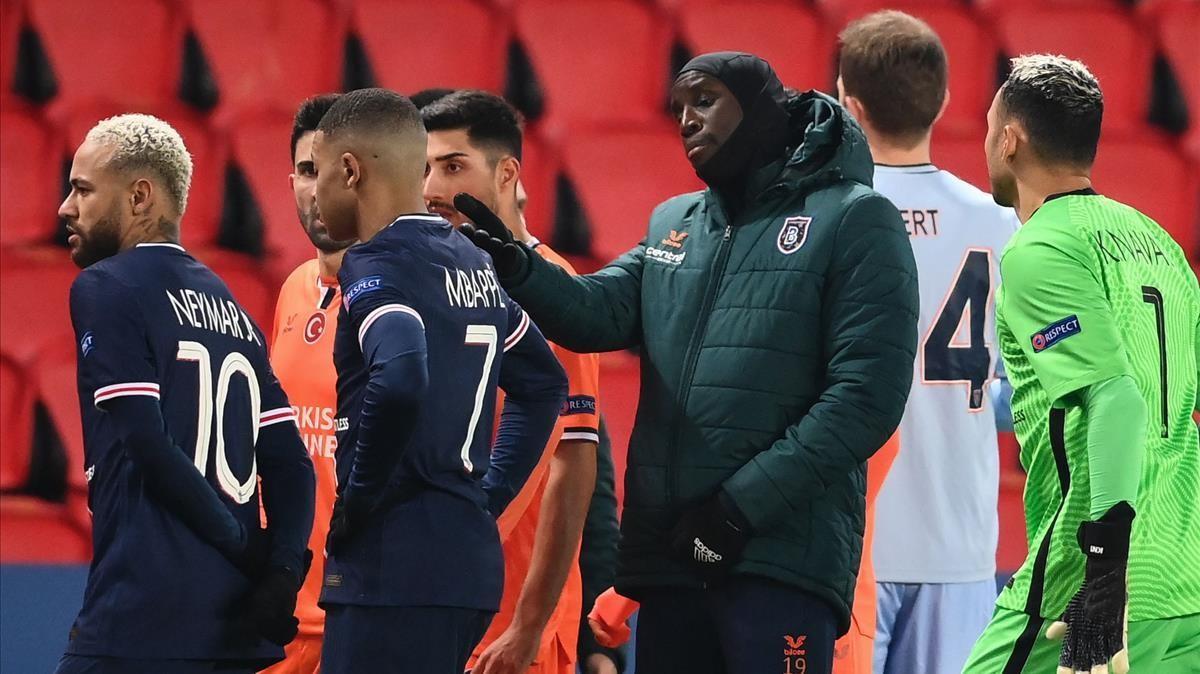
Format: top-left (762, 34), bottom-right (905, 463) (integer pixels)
top-left (995, 190), bottom-right (1200, 622)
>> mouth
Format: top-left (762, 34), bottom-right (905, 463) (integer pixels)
top-left (428, 204), bottom-right (456, 220)
top-left (685, 142), bottom-right (709, 162)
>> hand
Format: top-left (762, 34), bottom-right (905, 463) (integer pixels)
top-left (231, 550), bottom-right (312, 647)
top-left (472, 624), bottom-right (541, 674)
top-left (669, 492), bottom-right (750, 580)
top-left (230, 526), bottom-right (271, 578)
top-left (454, 193), bottom-right (530, 281)
top-left (584, 652), bottom-right (620, 674)
top-left (1046, 502), bottom-right (1134, 674)
top-left (326, 494), bottom-right (360, 557)
top-left (587, 587), bottom-right (636, 648)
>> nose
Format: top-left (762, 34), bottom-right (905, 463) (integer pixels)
top-left (422, 171), bottom-right (443, 207)
top-left (679, 106), bottom-right (702, 139)
top-left (58, 193), bottom-right (76, 221)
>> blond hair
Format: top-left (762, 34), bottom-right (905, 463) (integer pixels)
top-left (86, 114), bottom-right (193, 216)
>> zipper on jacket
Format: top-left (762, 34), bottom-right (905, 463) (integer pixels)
top-left (667, 224), bottom-right (735, 506)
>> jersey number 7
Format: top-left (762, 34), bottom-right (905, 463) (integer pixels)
top-left (922, 249), bottom-right (994, 411)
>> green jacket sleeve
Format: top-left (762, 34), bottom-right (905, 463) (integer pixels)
top-left (504, 242), bottom-right (645, 353)
top-left (723, 194), bottom-right (919, 531)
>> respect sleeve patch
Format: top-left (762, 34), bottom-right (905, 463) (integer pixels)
top-left (343, 275), bottom-right (383, 309)
top-left (1031, 315), bottom-right (1081, 352)
top-left (560, 395), bottom-right (597, 416)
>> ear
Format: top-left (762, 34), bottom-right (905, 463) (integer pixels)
top-left (1001, 121), bottom-right (1022, 163)
top-left (288, 172), bottom-right (296, 190)
top-left (341, 152), bottom-right (360, 190)
top-left (497, 156), bottom-right (520, 192)
top-left (933, 89), bottom-right (950, 125)
top-left (130, 178), bottom-right (154, 216)
top-left (842, 94), bottom-right (868, 125)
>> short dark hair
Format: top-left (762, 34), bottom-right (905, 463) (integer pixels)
top-left (421, 90), bottom-right (522, 162)
top-left (291, 93), bottom-right (341, 161)
top-left (838, 10), bottom-right (948, 143)
top-left (410, 87), bottom-right (458, 110)
top-left (1000, 55), bottom-right (1103, 167)
top-left (316, 87), bottom-right (424, 142)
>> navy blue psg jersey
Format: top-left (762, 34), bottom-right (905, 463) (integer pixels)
top-left (324, 214), bottom-right (549, 610)
top-left (67, 243), bottom-right (299, 661)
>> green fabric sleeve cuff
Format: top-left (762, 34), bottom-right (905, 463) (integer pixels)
top-left (1083, 375), bottom-right (1147, 518)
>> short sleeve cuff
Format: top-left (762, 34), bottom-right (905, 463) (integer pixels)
top-left (94, 382), bottom-right (160, 408)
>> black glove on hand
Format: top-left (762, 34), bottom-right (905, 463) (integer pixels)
top-left (453, 192), bottom-right (530, 281)
top-left (232, 549), bottom-right (312, 647)
top-left (326, 493), bottom-right (367, 557)
top-left (669, 492), bottom-right (750, 580)
top-left (230, 526), bottom-right (271, 578)
top-left (1047, 501), bottom-right (1134, 674)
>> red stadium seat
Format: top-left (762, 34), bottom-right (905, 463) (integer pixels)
top-left (0, 356), bottom-right (35, 491)
top-left (678, 2), bottom-right (833, 92)
top-left (226, 110), bottom-right (316, 281)
top-left (353, 0), bottom-right (508, 94)
top-left (31, 334), bottom-right (83, 489)
top-left (1, 106), bottom-right (61, 248)
top-left (514, 0), bottom-right (672, 136)
top-left (61, 103), bottom-right (226, 249)
top-left (0, 495), bottom-right (91, 563)
top-left (1, 0), bottom-right (20, 103)
top-left (27, 0), bottom-right (182, 109)
top-left (1093, 137), bottom-right (1199, 257)
top-left (973, 0), bottom-right (1122, 16)
top-left (993, 7), bottom-right (1152, 135)
top-left (519, 125), bottom-right (559, 244)
top-left (559, 124), bottom-right (703, 261)
top-left (195, 249), bottom-right (275, 332)
top-left (930, 132), bottom-right (991, 193)
top-left (0, 250), bottom-right (78, 366)
top-left (829, 1), bottom-right (999, 135)
top-left (185, 0), bottom-right (342, 117)
top-left (1155, 1), bottom-right (1200, 162)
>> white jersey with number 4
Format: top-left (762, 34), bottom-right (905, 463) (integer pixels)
top-left (871, 164), bottom-right (1019, 584)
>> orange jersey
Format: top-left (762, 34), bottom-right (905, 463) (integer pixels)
top-left (834, 432), bottom-right (899, 674)
top-left (471, 243), bottom-right (601, 670)
top-left (269, 259), bottom-right (340, 637)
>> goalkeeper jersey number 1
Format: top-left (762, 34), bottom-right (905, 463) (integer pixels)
top-left (994, 190), bottom-right (1200, 622)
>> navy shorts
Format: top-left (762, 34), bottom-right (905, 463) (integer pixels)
top-left (634, 576), bottom-right (838, 674)
top-left (321, 604), bottom-right (493, 674)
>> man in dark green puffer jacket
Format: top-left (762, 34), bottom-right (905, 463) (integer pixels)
top-left (457, 52), bottom-right (918, 674)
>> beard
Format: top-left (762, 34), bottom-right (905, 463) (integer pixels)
top-left (299, 206), bottom-right (354, 253)
top-left (69, 213), bottom-right (123, 269)
top-left (989, 171), bottom-right (1017, 208)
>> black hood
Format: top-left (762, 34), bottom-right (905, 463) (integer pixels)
top-left (677, 52), bottom-right (791, 198)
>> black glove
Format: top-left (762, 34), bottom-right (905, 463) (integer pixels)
top-left (454, 192), bottom-right (530, 281)
top-left (232, 549), bottom-right (312, 647)
top-left (229, 526), bottom-right (271, 578)
top-left (1047, 501), bottom-right (1134, 674)
top-left (326, 493), bottom-right (368, 557)
top-left (669, 492), bottom-right (750, 580)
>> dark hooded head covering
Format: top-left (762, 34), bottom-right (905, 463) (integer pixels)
top-left (677, 52), bottom-right (792, 198)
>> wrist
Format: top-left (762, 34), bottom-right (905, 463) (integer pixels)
top-left (1079, 501), bottom-right (1134, 560)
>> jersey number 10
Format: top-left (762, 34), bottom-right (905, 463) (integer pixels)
top-left (177, 340), bottom-right (260, 504)
top-left (922, 249), bottom-right (993, 411)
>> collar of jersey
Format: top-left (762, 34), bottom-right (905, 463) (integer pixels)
top-left (874, 162), bottom-right (939, 174)
top-left (135, 242), bottom-right (186, 252)
top-left (386, 213), bottom-right (449, 229)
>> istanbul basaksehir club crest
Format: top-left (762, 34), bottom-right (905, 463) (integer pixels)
top-left (777, 216), bottom-right (812, 255)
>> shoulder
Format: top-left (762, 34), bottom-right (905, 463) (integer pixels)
top-left (649, 190), bottom-right (705, 224)
top-left (70, 256), bottom-right (137, 302)
top-left (281, 258), bottom-right (319, 291)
